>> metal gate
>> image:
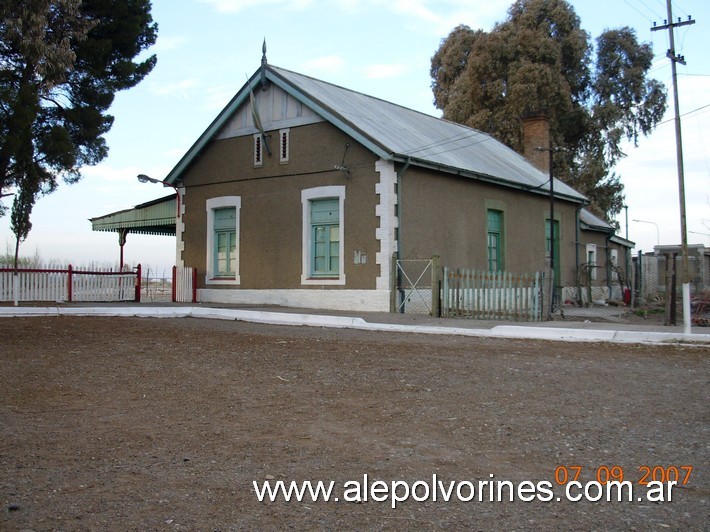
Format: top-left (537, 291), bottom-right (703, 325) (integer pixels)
top-left (172, 266), bottom-right (197, 303)
top-left (396, 259), bottom-right (433, 314)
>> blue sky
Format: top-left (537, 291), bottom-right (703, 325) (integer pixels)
top-left (1, 0), bottom-right (708, 274)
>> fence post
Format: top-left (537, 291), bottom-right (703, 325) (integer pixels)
top-left (135, 264), bottom-right (142, 303)
top-left (390, 252), bottom-right (398, 313)
top-left (191, 267), bottom-right (198, 303)
top-left (13, 271), bottom-right (19, 307)
top-left (431, 255), bottom-right (441, 317)
top-left (172, 265), bottom-right (177, 302)
top-left (442, 266), bottom-right (449, 318)
top-left (67, 264), bottom-right (73, 302)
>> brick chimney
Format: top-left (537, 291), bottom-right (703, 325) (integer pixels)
top-left (522, 113), bottom-right (550, 175)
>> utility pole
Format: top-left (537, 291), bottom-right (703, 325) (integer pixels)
top-left (535, 143), bottom-right (556, 320)
top-left (651, 3), bottom-right (695, 334)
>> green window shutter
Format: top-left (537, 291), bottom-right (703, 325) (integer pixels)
top-left (310, 198), bottom-right (339, 224)
top-left (487, 209), bottom-right (501, 232)
top-left (214, 207), bottom-right (236, 230)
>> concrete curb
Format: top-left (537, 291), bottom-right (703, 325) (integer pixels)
top-left (2, 306), bottom-right (709, 346)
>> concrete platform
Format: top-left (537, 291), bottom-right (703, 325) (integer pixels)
top-left (2, 303), bottom-right (709, 346)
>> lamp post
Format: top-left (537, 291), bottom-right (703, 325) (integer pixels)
top-left (137, 174), bottom-right (180, 215)
top-left (632, 219), bottom-right (660, 247)
top-left (689, 231), bottom-right (710, 246)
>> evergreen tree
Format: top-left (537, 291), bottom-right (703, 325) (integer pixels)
top-left (430, 0), bottom-right (666, 225)
top-left (0, 0), bottom-right (157, 222)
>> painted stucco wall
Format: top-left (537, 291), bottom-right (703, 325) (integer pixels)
top-left (180, 121), bottom-right (384, 293)
top-left (176, 106), bottom-right (608, 311)
top-left (397, 165), bottom-right (581, 286)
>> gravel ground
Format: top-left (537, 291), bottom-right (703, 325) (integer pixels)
top-left (1, 316), bottom-right (708, 530)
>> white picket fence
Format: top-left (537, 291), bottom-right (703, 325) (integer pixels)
top-left (442, 267), bottom-right (544, 322)
top-left (172, 266), bottom-right (196, 303)
top-left (0, 265), bottom-right (140, 304)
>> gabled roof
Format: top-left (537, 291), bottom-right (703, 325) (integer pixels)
top-left (580, 208), bottom-right (614, 233)
top-left (90, 195), bottom-right (176, 236)
top-left (165, 63), bottom-right (586, 203)
top-left (580, 208), bottom-right (634, 248)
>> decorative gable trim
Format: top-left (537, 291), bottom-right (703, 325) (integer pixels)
top-left (164, 67), bottom-right (391, 185)
top-left (163, 65), bottom-right (584, 206)
top-left (215, 82), bottom-right (323, 141)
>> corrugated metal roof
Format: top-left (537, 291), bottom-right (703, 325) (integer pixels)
top-left (90, 195), bottom-right (176, 235)
top-left (269, 66), bottom-right (586, 202)
top-left (580, 208), bottom-right (634, 247)
top-left (165, 63), bottom-right (586, 203)
top-left (579, 208), bottom-right (613, 231)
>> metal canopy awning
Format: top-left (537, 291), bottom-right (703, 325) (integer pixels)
top-left (90, 195), bottom-right (176, 236)
top-left (90, 195), bottom-right (176, 268)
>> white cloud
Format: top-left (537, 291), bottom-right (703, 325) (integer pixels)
top-left (201, 84), bottom-right (238, 112)
top-left (388, 0), bottom-right (510, 36)
top-left (197, 0), bottom-right (508, 35)
top-left (364, 63), bottom-right (410, 79)
top-left (198, 0), bottom-right (313, 13)
top-left (149, 78), bottom-right (200, 99)
top-left (154, 35), bottom-right (188, 53)
top-left (80, 164), bottom-right (144, 183)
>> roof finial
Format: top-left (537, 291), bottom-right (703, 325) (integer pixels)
top-left (260, 39), bottom-right (268, 90)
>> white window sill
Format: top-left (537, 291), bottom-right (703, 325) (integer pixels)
top-left (300, 275), bottom-right (346, 286)
top-left (205, 276), bottom-right (241, 286)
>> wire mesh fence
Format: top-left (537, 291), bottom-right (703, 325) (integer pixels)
top-left (554, 250), bottom-right (709, 328)
top-left (139, 267), bottom-right (174, 303)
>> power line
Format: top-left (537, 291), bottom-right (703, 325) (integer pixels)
top-left (657, 103), bottom-right (710, 126)
top-left (670, 0), bottom-right (690, 19)
top-left (623, 0), bottom-right (663, 21)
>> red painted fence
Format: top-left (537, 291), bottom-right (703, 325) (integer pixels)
top-left (0, 265), bottom-right (142, 304)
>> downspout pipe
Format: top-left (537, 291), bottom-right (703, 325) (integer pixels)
top-left (605, 233), bottom-right (612, 300)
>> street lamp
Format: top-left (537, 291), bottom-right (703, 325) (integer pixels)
top-left (137, 174), bottom-right (180, 214)
top-left (632, 219), bottom-right (660, 247)
top-left (689, 231), bottom-right (710, 245)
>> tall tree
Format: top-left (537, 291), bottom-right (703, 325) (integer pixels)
top-left (0, 0), bottom-right (157, 220)
top-left (430, 0), bottom-right (667, 225)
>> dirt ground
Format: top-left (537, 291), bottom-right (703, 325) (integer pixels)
top-left (1, 316), bottom-right (707, 530)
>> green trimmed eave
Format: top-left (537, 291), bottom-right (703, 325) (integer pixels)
top-left (160, 63), bottom-right (586, 208)
top-left (610, 234), bottom-right (635, 249)
top-left (580, 221), bottom-right (615, 233)
top-left (391, 153), bottom-right (588, 205)
top-left (163, 81), bottom-right (252, 185)
top-left (163, 66), bottom-right (392, 185)
top-left (90, 195), bottom-right (176, 236)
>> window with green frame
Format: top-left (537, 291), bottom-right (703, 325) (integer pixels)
top-left (310, 198), bottom-right (340, 277)
top-left (487, 209), bottom-right (504, 272)
top-left (213, 207), bottom-right (237, 277)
